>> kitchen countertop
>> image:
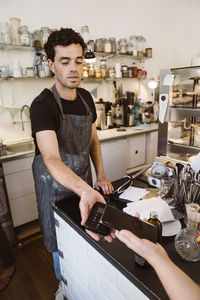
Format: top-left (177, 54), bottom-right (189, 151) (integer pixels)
top-left (53, 177), bottom-right (200, 300)
top-left (0, 123), bottom-right (158, 162)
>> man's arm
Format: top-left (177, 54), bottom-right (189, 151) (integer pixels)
top-left (116, 230), bottom-right (200, 300)
top-left (36, 130), bottom-right (114, 242)
top-left (89, 123), bottom-right (114, 194)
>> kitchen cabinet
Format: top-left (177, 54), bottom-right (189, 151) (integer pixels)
top-left (2, 156), bottom-right (38, 227)
top-left (101, 138), bottom-right (127, 181)
top-left (126, 134), bottom-right (146, 169)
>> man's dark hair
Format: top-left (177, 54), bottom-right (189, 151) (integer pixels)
top-left (44, 28), bottom-right (86, 61)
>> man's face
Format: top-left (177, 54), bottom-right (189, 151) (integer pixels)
top-left (48, 43), bottom-right (83, 89)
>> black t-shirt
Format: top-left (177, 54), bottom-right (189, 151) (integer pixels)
top-left (30, 87), bottom-right (97, 155)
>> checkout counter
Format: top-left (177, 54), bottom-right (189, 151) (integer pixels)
top-left (52, 176), bottom-right (200, 300)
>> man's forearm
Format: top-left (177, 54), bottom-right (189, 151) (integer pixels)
top-left (90, 135), bottom-right (105, 180)
top-left (43, 156), bottom-right (92, 196)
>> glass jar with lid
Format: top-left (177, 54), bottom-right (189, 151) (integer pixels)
top-left (127, 35), bottom-right (137, 56)
top-left (40, 27), bottom-right (50, 48)
top-left (81, 26), bottom-right (89, 44)
top-left (87, 40), bottom-right (95, 52)
top-left (19, 25), bottom-right (31, 46)
top-left (136, 36), bottom-right (146, 57)
top-left (0, 22), bottom-right (11, 45)
top-left (33, 30), bottom-right (42, 48)
top-left (100, 59), bottom-right (107, 78)
top-left (119, 38), bottom-right (127, 54)
top-left (104, 39), bottom-right (112, 53)
top-left (109, 37), bottom-right (116, 54)
top-left (121, 65), bottom-right (129, 78)
top-left (95, 38), bottom-right (104, 52)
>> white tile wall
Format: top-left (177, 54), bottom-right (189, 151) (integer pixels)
top-left (54, 212), bottom-right (149, 300)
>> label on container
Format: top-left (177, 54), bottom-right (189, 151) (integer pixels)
top-left (195, 233), bottom-right (200, 245)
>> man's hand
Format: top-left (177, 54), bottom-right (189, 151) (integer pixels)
top-left (79, 188), bottom-right (115, 242)
top-left (94, 178), bottom-right (114, 195)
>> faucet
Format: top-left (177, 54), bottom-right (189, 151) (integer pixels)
top-left (20, 105), bottom-right (30, 131)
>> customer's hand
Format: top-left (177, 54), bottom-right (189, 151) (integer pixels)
top-left (115, 230), bottom-right (168, 266)
top-left (94, 178), bottom-right (114, 195)
top-left (79, 189), bottom-right (115, 242)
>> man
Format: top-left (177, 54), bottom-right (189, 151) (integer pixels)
top-left (30, 28), bottom-right (114, 281)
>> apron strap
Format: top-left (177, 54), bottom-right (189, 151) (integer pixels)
top-left (52, 84), bottom-right (92, 119)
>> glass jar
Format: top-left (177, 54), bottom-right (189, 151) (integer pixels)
top-left (121, 65), bottom-right (129, 78)
top-left (9, 17), bottom-right (21, 45)
top-left (175, 203), bottom-right (200, 262)
top-left (95, 68), bottom-right (102, 78)
top-left (95, 38), bottom-right (104, 52)
top-left (104, 39), bottom-right (112, 53)
top-left (109, 37), bottom-right (116, 53)
top-left (100, 59), bottom-right (107, 78)
top-left (40, 27), bottom-right (50, 48)
top-left (175, 223), bottom-right (200, 262)
top-left (33, 30), bottom-right (42, 48)
top-left (82, 63), bottom-right (89, 78)
top-left (108, 67), bottom-right (115, 79)
top-left (88, 64), bottom-right (96, 78)
top-left (119, 38), bottom-right (127, 54)
top-left (81, 25), bottom-right (89, 44)
top-left (87, 40), bottom-right (95, 52)
top-left (136, 36), bottom-right (146, 57)
top-left (0, 22), bottom-right (11, 45)
top-left (145, 48), bottom-right (152, 58)
top-left (128, 35), bottom-right (137, 56)
top-left (19, 26), bottom-right (31, 46)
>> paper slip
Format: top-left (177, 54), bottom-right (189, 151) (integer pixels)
top-left (123, 196), bottom-right (174, 223)
top-left (119, 186), bottom-right (150, 202)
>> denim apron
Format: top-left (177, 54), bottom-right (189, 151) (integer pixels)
top-left (32, 85), bottom-right (93, 252)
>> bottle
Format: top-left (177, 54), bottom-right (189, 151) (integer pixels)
top-left (175, 203), bottom-right (200, 262)
top-left (148, 211), bottom-right (162, 242)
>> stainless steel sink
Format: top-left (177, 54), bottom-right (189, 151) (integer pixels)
top-left (6, 141), bottom-right (35, 154)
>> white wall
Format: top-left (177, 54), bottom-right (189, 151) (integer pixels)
top-left (1, 0), bottom-right (200, 143)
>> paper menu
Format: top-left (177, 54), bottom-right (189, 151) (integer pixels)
top-left (123, 196), bottom-right (175, 223)
top-left (119, 186), bottom-right (150, 202)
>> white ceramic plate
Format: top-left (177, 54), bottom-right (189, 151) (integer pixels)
top-left (162, 220), bottom-right (182, 237)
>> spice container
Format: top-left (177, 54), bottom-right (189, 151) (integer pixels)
top-left (115, 62), bottom-right (122, 78)
top-left (19, 26), bottom-right (31, 46)
top-left (95, 68), bottom-right (102, 78)
top-left (88, 64), bottom-right (96, 78)
top-left (131, 66), bottom-right (138, 78)
top-left (100, 59), bottom-right (107, 78)
top-left (108, 67), bottom-right (115, 79)
top-left (145, 48), bottom-right (152, 58)
top-left (121, 65), bottom-right (129, 78)
top-left (82, 63), bottom-right (89, 78)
